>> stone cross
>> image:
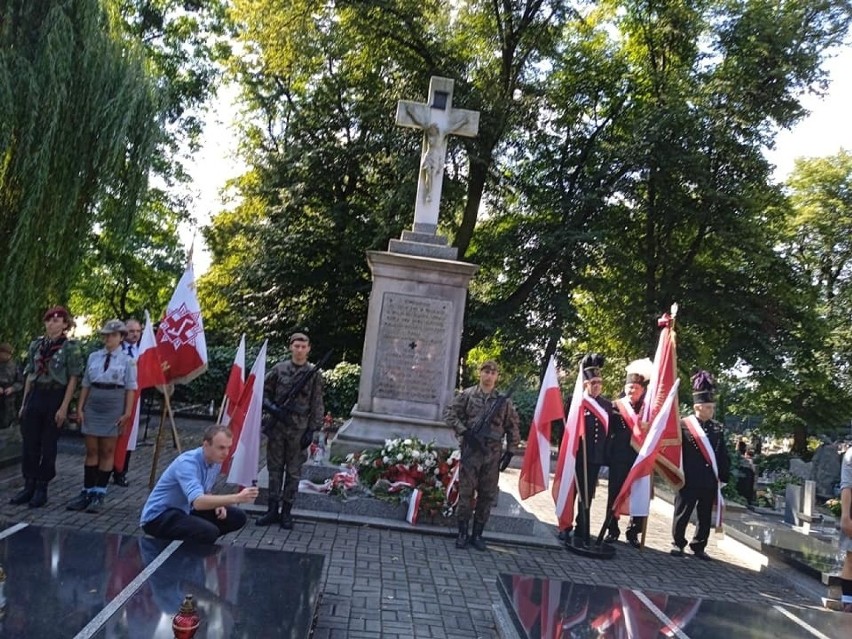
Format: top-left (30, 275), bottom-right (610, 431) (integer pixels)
top-left (395, 76), bottom-right (480, 234)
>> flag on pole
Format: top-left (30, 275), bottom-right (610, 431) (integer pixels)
top-left (225, 340), bottom-right (267, 486)
top-left (519, 356), bottom-right (564, 500)
top-left (156, 264), bottom-right (208, 385)
top-left (642, 308), bottom-right (684, 489)
top-left (613, 379), bottom-right (681, 517)
top-left (551, 363), bottom-right (584, 530)
top-left (114, 310), bottom-right (167, 471)
top-left (222, 334), bottom-right (246, 426)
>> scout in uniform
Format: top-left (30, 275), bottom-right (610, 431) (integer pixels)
top-left (10, 306), bottom-right (84, 508)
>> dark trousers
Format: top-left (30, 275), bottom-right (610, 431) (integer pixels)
top-left (266, 425), bottom-right (308, 505)
top-left (143, 507), bottom-right (247, 544)
top-left (672, 485), bottom-right (716, 552)
top-left (457, 445), bottom-right (501, 525)
top-left (574, 462), bottom-right (601, 539)
top-left (605, 462), bottom-right (630, 533)
top-left (21, 387), bottom-right (65, 482)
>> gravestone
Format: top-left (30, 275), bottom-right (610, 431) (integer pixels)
top-left (331, 77), bottom-right (480, 456)
top-left (784, 483), bottom-right (802, 526)
top-left (810, 443), bottom-right (842, 497)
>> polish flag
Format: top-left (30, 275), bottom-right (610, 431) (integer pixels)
top-left (519, 356), bottom-right (564, 499)
top-left (642, 309), bottom-right (684, 489)
top-left (114, 310), bottom-right (167, 471)
top-left (225, 340), bottom-right (267, 486)
top-left (221, 335), bottom-right (246, 426)
top-left (156, 265), bottom-right (208, 385)
top-left (551, 363), bottom-right (584, 530)
top-left (613, 379), bottom-right (681, 518)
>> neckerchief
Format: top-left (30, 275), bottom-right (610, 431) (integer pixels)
top-left (36, 336), bottom-right (67, 376)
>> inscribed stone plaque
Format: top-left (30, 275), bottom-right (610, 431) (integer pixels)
top-left (373, 293), bottom-right (452, 404)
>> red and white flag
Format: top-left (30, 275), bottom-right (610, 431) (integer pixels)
top-left (225, 340), bottom-right (267, 486)
top-left (114, 310), bottom-right (166, 471)
top-left (156, 265), bottom-right (208, 385)
top-left (221, 334), bottom-right (246, 426)
top-left (519, 356), bottom-right (564, 500)
top-left (552, 363), bottom-right (584, 530)
top-left (642, 310), bottom-right (684, 489)
top-left (613, 379), bottom-right (680, 518)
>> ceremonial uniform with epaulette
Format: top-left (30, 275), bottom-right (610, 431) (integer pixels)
top-left (670, 371), bottom-right (730, 560)
top-left (604, 358), bottom-right (653, 546)
top-left (0, 343), bottom-right (23, 430)
top-left (10, 306), bottom-right (84, 508)
top-left (257, 332), bottom-right (324, 529)
top-left (566, 354), bottom-right (611, 546)
top-left (444, 360), bottom-right (520, 551)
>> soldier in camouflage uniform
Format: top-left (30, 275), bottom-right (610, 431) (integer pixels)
top-left (444, 360), bottom-right (520, 551)
top-left (257, 333), bottom-right (324, 529)
top-left (0, 343), bottom-right (23, 431)
top-left (10, 306), bottom-right (84, 508)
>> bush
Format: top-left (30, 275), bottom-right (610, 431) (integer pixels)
top-left (322, 361), bottom-right (361, 418)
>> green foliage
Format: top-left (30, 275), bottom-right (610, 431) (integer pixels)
top-left (322, 361), bottom-right (361, 419)
top-left (757, 452), bottom-right (794, 475)
top-left (0, 0), bottom-right (162, 344)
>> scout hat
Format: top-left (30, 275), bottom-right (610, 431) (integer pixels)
top-left (625, 358), bottom-right (653, 385)
top-left (99, 319), bottom-right (127, 335)
top-left (691, 370), bottom-right (716, 404)
top-left (581, 353), bottom-right (604, 381)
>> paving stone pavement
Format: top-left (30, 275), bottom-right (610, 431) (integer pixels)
top-left (0, 418), bottom-right (818, 638)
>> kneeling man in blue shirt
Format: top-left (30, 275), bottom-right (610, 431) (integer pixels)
top-left (141, 424), bottom-right (259, 544)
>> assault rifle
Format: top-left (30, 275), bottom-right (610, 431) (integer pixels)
top-left (262, 349), bottom-right (333, 448)
top-left (461, 377), bottom-right (523, 461)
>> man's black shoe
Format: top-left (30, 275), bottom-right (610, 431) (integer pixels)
top-left (626, 533), bottom-right (641, 549)
top-left (113, 473), bottom-right (130, 487)
top-left (691, 549), bottom-right (712, 561)
top-left (670, 547), bottom-right (685, 557)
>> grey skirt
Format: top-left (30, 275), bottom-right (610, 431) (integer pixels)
top-left (81, 386), bottom-right (126, 437)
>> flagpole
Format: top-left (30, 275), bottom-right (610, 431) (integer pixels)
top-left (163, 391), bottom-right (182, 452)
top-left (148, 401), bottom-right (168, 489)
top-left (216, 395), bottom-right (229, 425)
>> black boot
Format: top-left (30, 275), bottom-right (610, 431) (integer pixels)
top-left (470, 521), bottom-right (487, 552)
top-left (279, 501), bottom-right (294, 530)
top-left (604, 524), bottom-right (620, 544)
top-left (255, 500), bottom-right (280, 527)
top-left (455, 519), bottom-right (470, 549)
top-left (112, 472), bottom-right (129, 487)
top-left (28, 481), bottom-right (48, 508)
top-left (9, 478), bottom-right (35, 505)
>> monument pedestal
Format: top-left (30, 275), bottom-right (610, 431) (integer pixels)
top-left (331, 249), bottom-right (477, 457)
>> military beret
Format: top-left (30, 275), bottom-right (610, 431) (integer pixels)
top-left (289, 332), bottom-right (310, 345)
top-left (479, 360), bottom-right (499, 372)
top-left (43, 305), bottom-right (71, 322)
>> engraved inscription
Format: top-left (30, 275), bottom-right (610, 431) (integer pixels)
top-left (373, 293), bottom-right (451, 403)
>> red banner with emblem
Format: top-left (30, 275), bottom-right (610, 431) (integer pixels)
top-left (156, 265), bottom-right (208, 385)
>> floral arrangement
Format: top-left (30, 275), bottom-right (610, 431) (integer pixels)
top-left (825, 498), bottom-right (842, 518)
top-left (344, 438), bottom-right (461, 518)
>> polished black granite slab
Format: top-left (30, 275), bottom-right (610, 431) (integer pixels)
top-left (0, 522), bottom-right (324, 639)
top-left (0, 524), bottom-right (158, 638)
top-left (92, 539), bottom-right (324, 639)
top-left (498, 574), bottom-right (852, 638)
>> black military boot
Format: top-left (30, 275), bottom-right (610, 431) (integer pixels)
top-left (470, 521), bottom-right (487, 552)
top-left (455, 519), bottom-right (470, 549)
top-left (9, 478), bottom-right (35, 505)
top-left (28, 481), bottom-right (48, 508)
top-left (279, 501), bottom-right (294, 530)
top-left (604, 523), bottom-right (620, 544)
top-left (255, 500), bottom-right (280, 526)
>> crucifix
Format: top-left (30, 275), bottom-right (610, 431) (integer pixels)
top-left (395, 77), bottom-right (480, 233)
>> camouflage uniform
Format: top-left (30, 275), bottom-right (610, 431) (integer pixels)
top-left (264, 359), bottom-right (324, 507)
top-left (0, 358), bottom-right (23, 430)
top-left (444, 385), bottom-right (520, 528)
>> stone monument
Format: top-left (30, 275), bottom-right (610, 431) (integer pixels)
top-left (331, 77), bottom-right (480, 456)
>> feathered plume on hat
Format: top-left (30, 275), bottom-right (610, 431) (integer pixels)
top-left (691, 370), bottom-right (716, 404)
top-left (581, 353), bottom-right (605, 381)
top-left (625, 358), bottom-right (653, 386)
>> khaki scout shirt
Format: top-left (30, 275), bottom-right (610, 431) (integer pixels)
top-left (444, 385), bottom-right (521, 452)
top-left (23, 337), bottom-right (84, 387)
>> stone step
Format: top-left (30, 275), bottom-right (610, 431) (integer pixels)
top-left (251, 462), bottom-right (539, 536)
